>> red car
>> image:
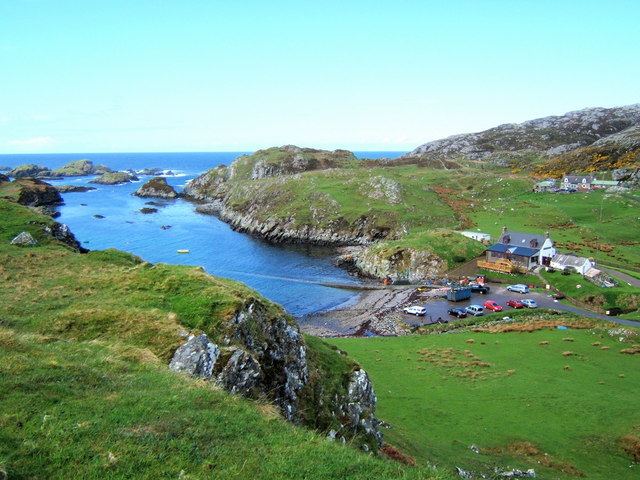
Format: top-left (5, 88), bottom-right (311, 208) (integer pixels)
top-left (483, 300), bottom-right (503, 312)
top-left (506, 299), bottom-right (525, 309)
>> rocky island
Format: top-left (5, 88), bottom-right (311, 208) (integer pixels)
top-left (90, 171), bottom-right (139, 185)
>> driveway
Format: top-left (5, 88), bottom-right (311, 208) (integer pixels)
top-left (600, 267), bottom-right (640, 288)
top-left (400, 283), bottom-right (640, 328)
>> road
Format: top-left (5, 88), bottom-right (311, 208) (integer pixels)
top-left (401, 283), bottom-right (640, 328)
top-left (600, 266), bottom-right (640, 288)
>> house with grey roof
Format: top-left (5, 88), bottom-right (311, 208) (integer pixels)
top-left (562, 175), bottom-right (594, 191)
top-left (550, 254), bottom-right (594, 275)
top-left (484, 227), bottom-right (556, 270)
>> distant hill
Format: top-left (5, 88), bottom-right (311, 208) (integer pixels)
top-left (405, 104), bottom-right (640, 163)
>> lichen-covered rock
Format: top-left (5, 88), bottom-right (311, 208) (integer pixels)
top-left (51, 159), bottom-right (96, 177)
top-left (336, 244), bottom-right (446, 282)
top-left (44, 222), bottom-right (87, 252)
top-left (11, 231), bottom-right (38, 246)
top-left (134, 177), bottom-right (178, 199)
top-left (169, 334), bottom-right (220, 379)
top-left (332, 369), bottom-right (383, 450)
top-left (227, 302), bottom-right (308, 421)
top-left (216, 347), bottom-right (263, 396)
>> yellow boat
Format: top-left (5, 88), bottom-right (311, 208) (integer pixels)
top-left (177, 249), bottom-right (190, 254)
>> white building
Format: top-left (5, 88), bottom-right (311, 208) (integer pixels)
top-left (550, 254), bottom-right (594, 275)
top-left (458, 231), bottom-right (491, 243)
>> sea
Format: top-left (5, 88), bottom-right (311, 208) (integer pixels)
top-left (0, 151), bottom-right (405, 316)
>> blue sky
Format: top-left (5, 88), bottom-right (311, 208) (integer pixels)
top-left (1, 0), bottom-right (639, 153)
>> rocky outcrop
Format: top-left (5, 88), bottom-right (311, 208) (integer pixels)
top-left (334, 369), bottom-right (383, 450)
top-left (194, 201), bottom-right (391, 246)
top-left (90, 172), bottom-right (139, 185)
top-left (10, 231), bottom-right (37, 246)
top-left (134, 177), bottom-right (178, 199)
top-left (169, 334), bottom-right (220, 378)
top-left (139, 207), bottom-right (158, 214)
top-left (51, 159), bottom-right (111, 177)
top-left (44, 222), bottom-right (87, 252)
top-left (12, 178), bottom-right (63, 208)
top-left (0, 174), bottom-right (9, 183)
top-left (336, 245), bottom-right (446, 282)
top-left (613, 167), bottom-right (640, 187)
top-left (406, 104), bottom-right (640, 162)
top-left (55, 185), bottom-right (97, 193)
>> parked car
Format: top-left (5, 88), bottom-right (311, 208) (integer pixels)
top-left (552, 292), bottom-right (566, 300)
top-left (470, 284), bottom-right (490, 294)
top-left (507, 284), bottom-right (529, 294)
top-left (483, 300), bottom-right (503, 312)
top-left (448, 307), bottom-right (468, 318)
top-left (521, 299), bottom-right (538, 308)
top-left (403, 305), bottom-right (427, 316)
top-left (465, 305), bottom-right (485, 316)
top-left (506, 299), bottom-right (525, 309)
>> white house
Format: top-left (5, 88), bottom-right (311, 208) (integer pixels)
top-left (550, 254), bottom-right (594, 275)
top-left (458, 230), bottom-right (491, 243)
top-left (485, 228), bottom-right (556, 270)
top-left (562, 175), bottom-right (594, 191)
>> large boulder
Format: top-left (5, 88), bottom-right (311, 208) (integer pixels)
top-left (10, 231), bottom-right (37, 246)
top-left (134, 177), bottom-right (178, 199)
top-left (216, 347), bottom-right (263, 396)
top-left (169, 334), bottom-right (220, 378)
top-left (341, 369), bottom-right (383, 449)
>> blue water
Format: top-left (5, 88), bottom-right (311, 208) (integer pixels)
top-left (0, 151), bottom-right (405, 316)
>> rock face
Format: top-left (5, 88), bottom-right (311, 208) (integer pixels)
top-left (169, 334), bottom-right (220, 378)
top-left (55, 185), bottom-right (97, 193)
top-left (168, 304), bottom-right (383, 450)
top-left (134, 177), bottom-right (178, 199)
top-left (336, 245), bottom-right (446, 282)
top-left (336, 369), bottom-right (383, 450)
top-left (406, 104), bottom-right (640, 161)
top-left (44, 222), bottom-right (87, 252)
top-left (13, 178), bottom-right (63, 207)
top-left (0, 174), bottom-right (9, 183)
top-left (10, 231), bottom-right (37, 246)
top-left (90, 172), bottom-right (138, 185)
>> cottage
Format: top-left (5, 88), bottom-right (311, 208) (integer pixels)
top-left (562, 175), bottom-right (594, 191)
top-left (483, 228), bottom-right (556, 270)
top-left (458, 230), bottom-right (491, 243)
top-left (550, 254), bottom-right (594, 275)
top-left (591, 179), bottom-right (619, 189)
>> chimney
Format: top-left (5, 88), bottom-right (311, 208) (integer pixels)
top-left (502, 226), bottom-right (507, 234)
top-left (545, 231), bottom-right (550, 239)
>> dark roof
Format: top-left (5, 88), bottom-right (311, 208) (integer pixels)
top-left (563, 175), bottom-right (594, 184)
top-left (488, 243), bottom-right (539, 257)
top-left (498, 231), bottom-right (547, 249)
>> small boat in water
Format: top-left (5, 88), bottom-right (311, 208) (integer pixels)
top-left (177, 249), bottom-right (190, 254)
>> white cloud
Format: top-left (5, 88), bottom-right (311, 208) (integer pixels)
top-left (7, 136), bottom-right (55, 148)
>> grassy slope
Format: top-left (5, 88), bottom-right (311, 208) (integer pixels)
top-left (0, 199), bottom-right (449, 480)
top-left (329, 323), bottom-right (640, 479)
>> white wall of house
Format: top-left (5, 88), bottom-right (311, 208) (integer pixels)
top-left (550, 256), bottom-right (593, 275)
top-left (538, 238), bottom-right (556, 264)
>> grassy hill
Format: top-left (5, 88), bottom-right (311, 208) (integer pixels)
top-left (0, 199), bottom-right (451, 479)
top-left (329, 315), bottom-right (640, 479)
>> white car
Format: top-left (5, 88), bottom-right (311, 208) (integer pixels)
top-left (507, 284), bottom-right (529, 294)
top-left (521, 299), bottom-right (538, 308)
top-left (465, 305), bottom-right (485, 316)
top-left (403, 305), bottom-right (427, 316)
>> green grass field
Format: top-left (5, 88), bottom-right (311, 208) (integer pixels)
top-left (0, 199), bottom-right (451, 480)
top-left (329, 324), bottom-right (640, 479)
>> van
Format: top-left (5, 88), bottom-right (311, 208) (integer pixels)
top-left (506, 284), bottom-right (529, 294)
top-left (465, 305), bottom-right (485, 316)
